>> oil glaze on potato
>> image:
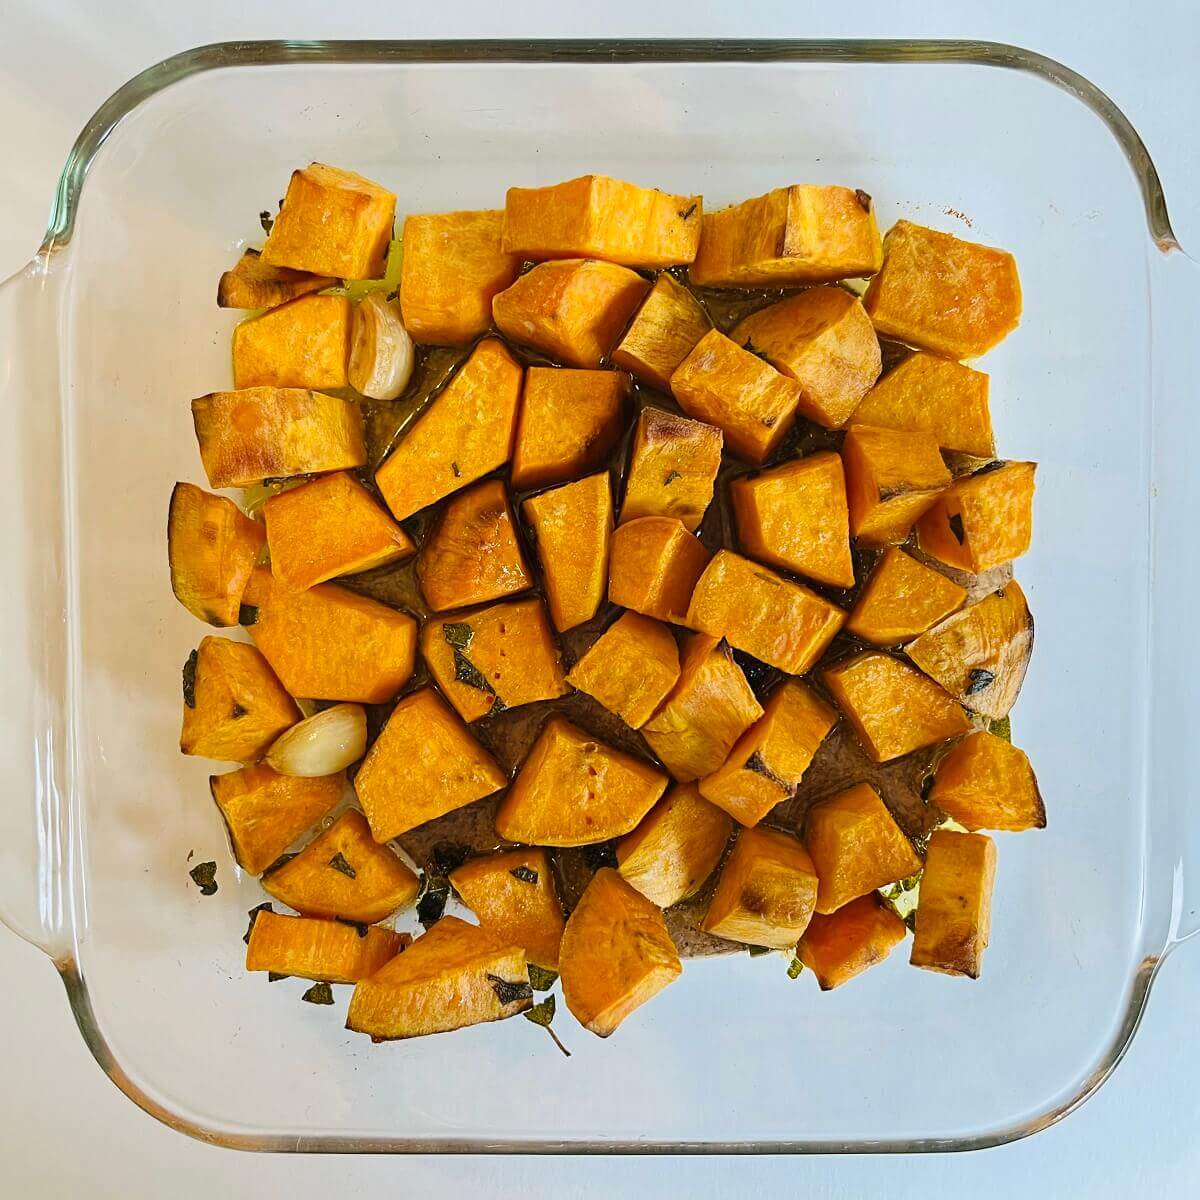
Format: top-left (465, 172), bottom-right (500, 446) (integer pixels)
top-left (619, 407), bottom-right (723, 533)
top-left (246, 909), bottom-right (404, 982)
top-left (611, 274), bottom-right (712, 390)
top-left (797, 894), bottom-right (908, 989)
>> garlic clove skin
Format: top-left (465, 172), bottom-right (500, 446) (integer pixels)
top-left (265, 703), bottom-right (368, 777)
top-left (348, 291), bottom-right (415, 401)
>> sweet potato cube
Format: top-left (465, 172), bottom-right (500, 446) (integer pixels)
top-left (346, 916), bottom-right (531, 1040)
top-left (211, 764), bottom-right (344, 874)
top-left (262, 163), bottom-right (396, 280)
top-left (701, 825), bottom-right (819, 948)
top-left (264, 471), bottom-right (413, 591)
top-left (232, 294), bottom-right (351, 390)
top-left (863, 220), bottom-right (1021, 359)
top-left (494, 717), bottom-right (668, 847)
top-left (399, 209), bottom-right (520, 345)
top-left (417, 479), bottom-right (532, 612)
top-left (566, 612), bottom-right (680, 729)
top-left (729, 451), bottom-right (854, 588)
top-left (522, 473), bottom-right (613, 632)
top-left (906, 581), bottom-right (1033, 721)
top-left (846, 548), bottom-right (967, 646)
top-left (450, 848), bottom-right (565, 970)
top-left (511, 367), bottom-right (628, 490)
top-left (910, 830), bottom-right (997, 978)
top-left (852, 352), bottom-right (994, 457)
top-left (641, 635), bottom-right (763, 782)
top-left (699, 680), bottom-right (837, 827)
top-left (246, 909), bottom-right (403, 982)
top-left (619, 407), bottom-right (722, 532)
top-left (502, 174), bottom-right (702, 268)
top-left (560, 868), bottom-right (681, 1037)
top-left (916, 461), bottom-right (1036, 573)
top-left (354, 688), bottom-right (506, 841)
top-left (670, 330), bottom-right (802, 464)
top-left (686, 551), bottom-right (846, 675)
top-left (242, 567), bottom-right (417, 703)
top-left (842, 424), bottom-right (951, 546)
top-left (168, 482), bottom-right (265, 626)
top-left (822, 652), bottom-right (969, 763)
top-left (492, 259), bottom-right (650, 368)
top-left (796, 894), bottom-right (908, 989)
top-left (217, 248), bottom-right (335, 310)
top-left (420, 597), bottom-right (567, 722)
top-left (608, 516), bottom-right (711, 625)
top-left (689, 185), bottom-right (882, 287)
top-left (180, 636), bottom-right (299, 762)
top-left (611, 274), bottom-right (712, 390)
top-left (929, 730), bottom-right (1045, 832)
top-left (616, 784), bottom-right (733, 908)
top-left (730, 288), bottom-right (881, 428)
top-left (374, 338), bottom-right (524, 520)
top-left (192, 387), bottom-right (365, 489)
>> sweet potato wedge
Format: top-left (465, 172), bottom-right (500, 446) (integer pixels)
top-left (608, 516), bottom-right (711, 625)
top-left (610, 274), bottom-right (712, 390)
top-left (929, 730), bottom-right (1045, 832)
top-left (618, 407), bottom-right (723, 532)
top-left (796, 894), bottom-right (908, 989)
top-left (217, 249), bottom-right (335, 310)
top-left (232, 294), bottom-right (351, 390)
top-left (910, 830), bottom-right (997, 978)
top-left (246, 909), bottom-right (404, 982)
top-left (845, 548), bottom-right (967, 645)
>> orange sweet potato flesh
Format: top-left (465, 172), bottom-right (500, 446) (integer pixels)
top-left (502, 174), bottom-right (702, 268)
top-left (863, 220), bottom-right (1021, 360)
top-left (910, 830), bottom-right (996, 978)
top-left (805, 782), bottom-right (923, 914)
top-left (450, 848), bottom-right (566, 970)
top-left (210, 764), bottom-right (345, 874)
top-left (670, 329), bottom-right (802, 464)
top-left (494, 717), bottom-right (668, 846)
top-left (511, 367), bottom-right (629, 489)
top-left (608, 516), bottom-right (711, 625)
top-left (492, 259), bottom-right (650, 368)
top-left (400, 209), bottom-right (520, 345)
top-left (929, 730), bottom-right (1045, 832)
top-left (354, 688), bottom-right (507, 841)
top-left (242, 567), bottom-right (417, 703)
top-left (686, 551), bottom-right (846, 675)
top-left (421, 597), bottom-right (567, 722)
top-left (522, 473), bottom-right (613, 632)
top-left (730, 451), bottom-right (854, 588)
top-left (264, 471), bottom-right (413, 591)
top-left (619, 407), bottom-right (723, 532)
top-left (611, 274), bottom-right (712, 391)
top-left (374, 339), bottom-right (524, 521)
top-left (168, 482), bottom-right (265, 626)
top-left (217, 249), bottom-right (336, 310)
top-left (192, 388), bottom-right (366, 489)
top-left (906, 581), bottom-right (1033, 721)
top-left (731, 288), bottom-right (881, 428)
top-left (566, 612), bottom-right (681, 729)
top-left (822, 651), bottom-right (969, 764)
top-left (641, 634), bottom-right (763, 782)
top-left (246, 909), bottom-right (404, 982)
top-left (417, 479), bottom-right (532, 612)
top-left (346, 916), bottom-right (531, 1040)
top-left (845, 548), bottom-right (967, 645)
top-left (180, 636), bottom-right (299, 762)
top-left (796, 894), bottom-right (908, 989)
top-left (233, 294), bottom-right (351, 390)
top-left (560, 868), bottom-right (682, 1037)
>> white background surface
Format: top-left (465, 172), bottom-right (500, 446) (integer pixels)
top-left (0, 2), bottom-right (1197, 1195)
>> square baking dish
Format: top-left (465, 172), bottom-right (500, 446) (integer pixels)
top-left (0, 39), bottom-right (1196, 1154)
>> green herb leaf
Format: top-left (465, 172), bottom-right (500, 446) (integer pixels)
top-left (442, 622), bottom-right (474, 652)
top-left (239, 604), bottom-right (259, 627)
top-left (189, 861), bottom-right (217, 896)
top-left (527, 964), bottom-right (558, 992)
top-left (268, 971), bottom-right (289, 983)
top-left (987, 715), bottom-right (1012, 742)
top-left (487, 973), bottom-right (534, 1006)
top-left (301, 981), bottom-right (335, 1005)
top-left (948, 513), bottom-right (966, 544)
top-left (787, 957), bottom-right (804, 979)
top-left (524, 993), bottom-right (571, 1056)
top-left (663, 469), bottom-right (682, 486)
top-left (582, 841), bottom-right (618, 870)
top-left (182, 650), bottom-right (199, 708)
top-left (747, 944), bottom-right (773, 958)
top-left (965, 668), bottom-right (995, 696)
top-left (259, 210), bottom-right (275, 235)
top-left (510, 865), bottom-right (539, 885)
top-left (452, 650), bottom-right (506, 710)
top-left (328, 852), bottom-right (357, 879)
top-left (244, 902), bottom-right (272, 944)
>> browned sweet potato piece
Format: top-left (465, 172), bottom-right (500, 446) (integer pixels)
top-left (608, 516), bottom-right (711, 625)
top-left (842, 424), bottom-right (950, 546)
top-left (929, 730), bottom-right (1045, 832)
top-left (611, 274), bottom-right (712, 390)
top-left (218, 249), bottom-right (335, 310)
top-left (619, 407), bottom-right (723, 532)
top-left (910, 829), bottom-right (997, 978)
top-left (246, 909), bottom-right (404, 982)
top-left (233, 294), bottom-right (351, 390)
top-left (845, 548), bottom-right (967, 645)
top-left (560, 868), bottom-right (681, 1037)
top-left (796, 894), bottom-right (908, 989)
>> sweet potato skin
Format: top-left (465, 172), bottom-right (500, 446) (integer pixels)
top-left (217, 249), bottom-right (335, 310)
top-left (797, 894), bottom-right (908, 989)
top-left (929, 730), bottom-right (1045, 832)
top-left (910, 830), bottom-right (997, 978)
top-left (608, 516), bottom-right (711, 625)
top-left (245, 910), bottom-right (403, 982)
top-left (845, 548), bottom-right (967, 645)
top-left (611, 274), bottom-right (712, 390)
top-left (232, 294), bottom-right (351, 390)
top-left (619, 407), bottom-right (723, 532)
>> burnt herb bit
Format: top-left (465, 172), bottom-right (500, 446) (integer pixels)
top-left (334, 917), bottom-right (369, 938)
top-left (230, 703), bottom-right (248, 720)
top-left (268, 971), bottom-right (290, 983)
top-left (581, 840), bottom-right (618, 870)
top-left (524, 993), bottom-right (571, 1057)
top-left (854, 188), bottom-right (873, 212)
top-left (243, 902), bottom-right (273, 944)
top-left (442, 621), bottom-right (474, 652)
top-left (663, 469), bottom-right (682, 486)
top-left (451, 461), bottom-right (462, 478)
top-left (920, 774), bottom-right (936, 802)
top-left (787, 957), bottom-right (805, 980)
top-left (678, 202), bottom-right (698, 221)
top-left (259, 210), bottom-right (275, 235)
top-left (747, 944), bottom-right (773, 958)
top-left (328, 851), bottom-right (357, 879)
top-left (527, 964), bottom-right (558, 992)
top-left (948, 513), bottom-right (966, 545)
top-left (510, 865), bottom-right (539, 885)
top-left (182, 649), bottom-right (199, 708)
top-left (430, 841), bottom-right (471, 877)
top-left (385, 288), bottom-right (399, 302)
top-left (301, 981), bottom-right (335, 1006)
top-left (965, 668), bottom-right (996, 696)
top-left (239, 604), bottom-right (259, 627)
top-left (487, 973), bottom-right (534, 1006)
top-left (742, 338), bottom-right (773, 364)
top-left (189, 860), bottom-right (218, 896)
top-left (416, 873), bottom-right (450, 928)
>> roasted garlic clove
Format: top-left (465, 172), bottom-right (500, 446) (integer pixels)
top-left (348, 291), bottom-right (414, 400)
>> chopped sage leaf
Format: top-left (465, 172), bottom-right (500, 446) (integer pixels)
top-left (182, 650), bottom-right (199, 708)
top-left (487, 973), bottom-right (534, 1006)
top-left (243, 902), bottom-right (272, 944)
top-left (259, 210), bottom-right (274, 235)
top-left (525, 994), bottom-right (571, 1056)
top-left (663, 469), bottom-right (682, 486)
top-left (987, 715), bottom-right (1012, 742)
top-left (189, 861), bottom-right (217, 896)
top-left (948, 513), bottom-right (966, 544)
top-left (747, 944), bottom-right (773, 958)
top-left (787, 957), bottom-right (804, 980)
top-left (442, 622), bottom-right (474, 652)
top-left (678, 202), bottom-right (698, 221)
top-left (268, 972), bottom-right (290, 983)
top-left (239, 604), bottom-right (258, 627)
top-left (582, 841), bottom-right (618, 870)
top-left (527, 964), bottom-right (558, 992)
top-left (965, 668), bottom-right (995, 696)
top-left (301, 981), bottom-right (335, 1005)
top-left (334, 917), bottom-right (369, 938)
top-left (328, 852), bottom-right (357, 879)
top-left (510, 865), bottom-right (539, 885)
top-left (452, 650), bottom-right (501, 705)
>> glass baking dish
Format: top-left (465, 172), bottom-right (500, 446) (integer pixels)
top-left (0, 38), bottom-right (1196, 1155)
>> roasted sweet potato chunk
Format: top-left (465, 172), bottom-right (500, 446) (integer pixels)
top-left (845, 548), bottom-right (967, 645)
top-left (641, 634), bottom-right (763, 782)
top-left (729, 451), bottom-right (854, 588)
top-left (616, 784), bottom-right (733, 908)
top-left (730, 288), bottom-right (881, 428)
top-left (375, 339), bottom-right (523, 520)
top-left (610, 274), bottom-right (712, 391)
top-left (863, 220), bottom-right (1021, 359)
top-left (842, 424), bottom-right (950, 546)
top-left (246, 909), bottom-right (403, 982)
top-left (565, 612), bottom-right (681, 729)
top-left (492, 258), bottom-right (650, 368)
top-left (822, 652), bottom-right (969, 763)
top-left (796, 894), bottom-right (908, 989)
top-left (450, 848), bottom-right (565, 970)
top-left (494, 717), bottom-right (668, 846)
top-left (218, 249), bottom-right (335, 310)
top-left (686, 551), bottom-right (846, 675)
top-left (522, 473), bottom-right (613, 632)
top-left (689, 185), bottom-right (882, 286)
top-left (399, 209), bottom-right (520, 345)
top-left (910, 830), bottom-right (997, 978)
top-left (805, 782), bottom-right (923, 914)
top-left (670, 330), bottom-right (802, 464)
top-left (608, 516), bottom-right (711, 625)
top-left (354, 688), bottom-right (507, 841)
top-left (929, 730), bottom-right (1045, 832)
top-left (232, 294), bottom-right (351, 390)
top-left (420, 597), bottom-right (567, 722)
top-left (619, 407), bottom-right (723, 532)
top-left (560, 868), bottom-right (681, 1037)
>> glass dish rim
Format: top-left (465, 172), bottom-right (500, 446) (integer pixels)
top-left (34, 37), bottom-right (1181, 1155)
